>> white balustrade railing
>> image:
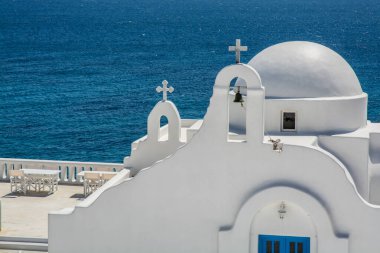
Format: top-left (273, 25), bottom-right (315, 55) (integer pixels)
top-left (0, 158), bottom-right (125, 185)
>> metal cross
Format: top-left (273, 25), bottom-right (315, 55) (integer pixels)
top-left (156, 80), bottom-right (174, 101)
top-left (228, 39), bottom-right (248, 64)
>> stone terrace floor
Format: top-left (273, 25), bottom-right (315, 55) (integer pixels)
top-left (0, 182), bottom-right (83, 239)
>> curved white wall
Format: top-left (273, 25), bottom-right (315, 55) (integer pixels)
top-left (229, 93), bottom-right (367, 135)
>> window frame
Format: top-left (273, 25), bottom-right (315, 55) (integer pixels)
top-left (281, 111), bottom-right (297, 132)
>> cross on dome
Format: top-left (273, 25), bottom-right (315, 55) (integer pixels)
top-left (156, 80), bottom-right (174, 101)
top-left (228, 39), bottom-right (248, 64)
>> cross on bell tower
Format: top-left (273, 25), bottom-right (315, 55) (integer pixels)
top-left (228, 39), bottom-right (248, 64)
top-left (156, 80), bottom-right (174, 101)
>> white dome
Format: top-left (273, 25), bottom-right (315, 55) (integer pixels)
top-left (241, 41), bottom-right (363, 98)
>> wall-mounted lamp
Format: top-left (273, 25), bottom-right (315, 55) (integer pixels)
top-left (269, 138), bottom-right (283, 152)
top-left (278, 201), bottom-right (287, 219)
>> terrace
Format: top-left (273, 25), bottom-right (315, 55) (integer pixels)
top-left (0, 158), bottom-right (126, 252)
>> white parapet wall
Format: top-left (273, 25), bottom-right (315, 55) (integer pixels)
top-left (369, 132), bottom-right (380, 204)
top-left (0, 158), bottom-right (124, 184)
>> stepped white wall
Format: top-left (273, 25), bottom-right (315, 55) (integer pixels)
top-left (49, 64), bottom-right (380, 253)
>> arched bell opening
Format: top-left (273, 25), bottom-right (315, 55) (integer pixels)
top-left (228, 77), bottom-right (248, 142)
top-left (208, 64), bottom-right (264, 144)
top-left (147, 101), bottom-right (181, 144)
top-left (159, 115), bottom-right (169, 142)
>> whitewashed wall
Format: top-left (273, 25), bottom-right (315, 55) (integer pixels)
top-left (318, 136), bottom-right (370, 200)
top-left (229, 94), bottom-right (367, 135)
top-left (369, 132), bottom-right (380, 204)
top-left (49, 64), bottom-right (380, 253)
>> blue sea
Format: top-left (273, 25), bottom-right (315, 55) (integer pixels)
top-left (0, 0), bottom-right (379, 163)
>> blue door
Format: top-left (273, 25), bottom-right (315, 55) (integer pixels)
top-left (258, 235), bottom-right (310, 253)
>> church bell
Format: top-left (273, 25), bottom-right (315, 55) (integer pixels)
top-left (233, 87), bottom-right (244, 103)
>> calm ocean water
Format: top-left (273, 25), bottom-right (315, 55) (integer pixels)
top-left (0, 0), bottom-right (379, 162)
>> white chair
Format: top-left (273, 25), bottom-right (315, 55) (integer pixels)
top-left (9, 170), bottom-right (27, 194)
top-left (84, 172), bottom-right (102, 197)
top-left (101, 173), bottom-right (116, 185)
top-left (27, 174), bottom-right (43, 192)
top-left (43, 174), bottom-right (59, 193)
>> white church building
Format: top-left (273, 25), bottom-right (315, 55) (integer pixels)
top-left (49, 41), bottom-right (380, 253)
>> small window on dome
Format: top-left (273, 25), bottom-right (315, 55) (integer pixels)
top-left (282, 112), bottom-right (296, 131)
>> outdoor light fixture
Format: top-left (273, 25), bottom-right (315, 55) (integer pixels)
top-left (269, 138), bottom-right (283, 152)
top-left (278, 201), bottom-right (287, 219)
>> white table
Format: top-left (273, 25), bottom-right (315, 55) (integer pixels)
top-left (77, 171), bottom-right (117, 177)
top-left (22, 169), bottom-right (60, 176)
top-left (21, 169), bottom-right (60, 193)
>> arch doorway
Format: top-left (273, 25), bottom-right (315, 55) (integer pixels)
top-left (251, 202), bottom-right (314, 253)
top-left (218, 187), bottom-right (348, 253)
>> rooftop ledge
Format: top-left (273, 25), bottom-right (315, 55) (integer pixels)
top-left (131, 119), bottom-right (203, 151)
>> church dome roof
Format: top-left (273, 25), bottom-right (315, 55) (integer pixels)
top-left (244, 41), bottom-right (363, 98)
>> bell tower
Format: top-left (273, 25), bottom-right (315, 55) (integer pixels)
top-left (124, 80), bottom-right (184, 175)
